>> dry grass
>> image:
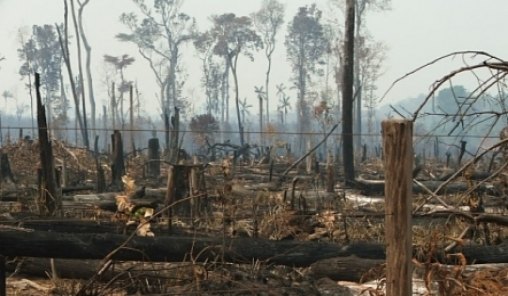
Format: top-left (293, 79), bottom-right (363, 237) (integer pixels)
top-left (2, 139), bottom-right (508, 295)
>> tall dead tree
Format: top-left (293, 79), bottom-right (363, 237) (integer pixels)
top-left (129, 85), bottom-right (136, 155)
top-left (56, 1), bottom-right (88, 148)
top-left (35, 73), bottom-right (61, 216)
top-left (70, 0), bottom-right (89, 149)
top-left (342, 0), bottom-right (356, 185)
top-left (77, 0), bottom-right (96, 138)
top-left (169, 107), bottom-right (180, 163)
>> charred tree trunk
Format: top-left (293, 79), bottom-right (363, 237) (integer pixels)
top-left (35, 73), bottom-right (61, 216)
top-left (147, 138), bottom-right (160, 179)
top-left (310, 256), bottom-right (384, 282)
top-left (0, 153), bottom-right (15, 184)
top-left (6, 258), bottom-right (200, 283)
top-left (326, 153), bottom-right (335, 193)
top-left (129, 85), bottom-right (136, 156)
top-left (0, 255), bottom-right (4, 296)
top-left (341, 0), bottom-right (356, 186)
top-left (169, 107), bottom-right (180, 164)
top-left (1, 229), bottom-right (507, 267)
top-left (165, 165), bottom-right (175, 233)
top-left (110, 130), bottom-right (125, 190)
top-left (164, 109), bottom-right (170, 155)
top-left (94, 135), bottom-right (105, 193)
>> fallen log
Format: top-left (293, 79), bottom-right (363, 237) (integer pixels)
top-left (6, 257), bottom-right (196, 282)
top-left (309, 255), bottom-right (384, 282)
top-left (61, 185), bottom-right (95, 194)
top-left (422, 210), bottom-right (508, 227)
top-left (0, 228), bottom-right (507, 267)
top-left (355, 178), bottom-right (491, 196)
top-left (0, 219), bottom-right (126, 234)
top-left (0, 219), bottom-right (210, 237)
top-left (0, 228), bottom-right (384, 267)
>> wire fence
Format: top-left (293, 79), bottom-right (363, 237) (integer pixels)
top-left (0, 123), bottom-right (506, 169)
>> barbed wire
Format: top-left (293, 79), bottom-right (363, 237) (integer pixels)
top-left (0, 125), bottom-right (503, 139)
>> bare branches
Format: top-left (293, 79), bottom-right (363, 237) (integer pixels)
top-left (381, 51), bottom-right (505, 106)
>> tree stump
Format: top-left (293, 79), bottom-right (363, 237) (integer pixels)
top-left (147, 138), bottom-right (160, 178)
top-left (165, 164), bottom-right (207, 221)
top-left (110, 130), bottom-right (125, 190)
top-left (0, 153), bottom-right (15, 184)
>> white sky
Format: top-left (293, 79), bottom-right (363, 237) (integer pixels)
top-left (0, 0), bottom-right (507, 118)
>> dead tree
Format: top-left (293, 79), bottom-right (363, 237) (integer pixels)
top-left (169, 107), bottom-right (180, 163)
top-left (110, 130), bottom-right (125, 190)
top-left (165, 164), bottom-right (207, 221)
top-left (1, 229), bottom-right (507, 267)
top-left (94, 135), bottom-right (106, 192)
top-left (0, 153), bottom-right (15, 184)
top-left (147, 138), bottom-right (160, 178)
top-left (341, 0), bottom-right (355, 186)
top-left (35, 73), bottom-right (61, 216)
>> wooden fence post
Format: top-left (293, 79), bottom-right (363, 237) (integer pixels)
top-left (165, 165), bottom-right (175, 233)
top-left (382, 119), bottom-right (413, 295)
top-left (0, 255), bottom-right (5, 296)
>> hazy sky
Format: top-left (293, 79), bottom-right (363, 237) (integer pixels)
top-left (0, 0), bottom-right (507, 117)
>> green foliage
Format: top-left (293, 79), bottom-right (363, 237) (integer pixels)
top-left (285, 4), bottom-right (329, 136)
top-left (285, 4), bottom-right (329, 77)
top-left (118, 0), bottom-right (196, 113)
top-left (209, 13), bottom-right (263, 62)
top-left (18, 24), bottom-right (62, 94)
top-left (203, 13), bottom-right (263, 145)
top-left (252, 0), bottom-right (285, 57)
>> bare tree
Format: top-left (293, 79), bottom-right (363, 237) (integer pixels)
top-left (76, 0), bottom-right (96, 137)
top-left (70, 0), bottom-right (89, 149)
top-left (56, 0), bottom-right (88, 148)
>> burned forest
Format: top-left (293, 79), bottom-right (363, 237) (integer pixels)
top-left (1, 0), bottom-right (508, 295)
